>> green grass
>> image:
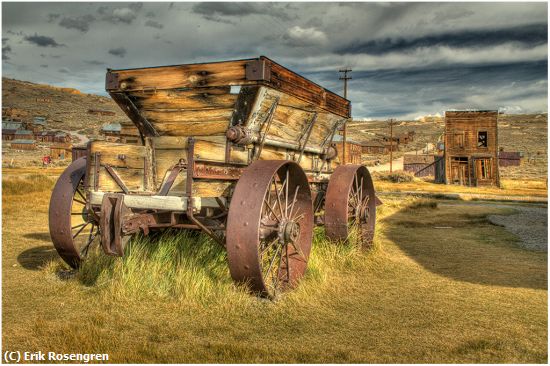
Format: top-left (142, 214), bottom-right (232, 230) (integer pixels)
top-left (2, 170), bottom-right (547, 363)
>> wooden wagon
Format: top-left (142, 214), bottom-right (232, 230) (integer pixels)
top-left (49, 57), bottom-right (377, 298)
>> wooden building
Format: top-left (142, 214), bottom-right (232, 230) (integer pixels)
top-left (382, 140), bottom-right (399, 152)
top-left (2, 129), bottom-right (17, 141)
top-left (88, 109), bottom-right (116, 116)
top-left (10, 139), bottom-right (36, 150)
top-left (71, 145), bottom-right (88, 161)
top-left (403, 154), bottom-right (435, 176)
top-left (50, 144), bottom-right (73, 160)
top-left (498, 151), bottom-right (522, 167)
top-left (14, 129), bottom-right (34, 140)
top-left (101, 122), bottom-right (122, 142)
top-left (333, 134), bottom-right (363, 165)
top-left (54, 132), bottom-right (71, 143)
top-left (362, 140), bottom-right (386, 154)
top-left (444, 110), bottom-right (499, 187)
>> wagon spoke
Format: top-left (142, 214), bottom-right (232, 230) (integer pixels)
top-left (75, 188), bottom-right (86, 202)
top-left (273, 178), bottom-right (285, 219)
top-left (72, 222), bottom-right (90, 239)
top-left (264, 242), bottom-right (282, 278)
top-left (263, 198), bottom-right (281, 222)
top-left (288, 185), bottom-right (300, 219)
top-left (284, 169), bottom-right (289, 217)
top-left (73, 198), bottom-right (86, 206)
top-left (71, 222), bottom-right (87, 230)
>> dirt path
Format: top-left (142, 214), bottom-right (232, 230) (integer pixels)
top-left (439, 201), bottom-right (548, 251)
top-left (487, 205), bottom-right (548, 251)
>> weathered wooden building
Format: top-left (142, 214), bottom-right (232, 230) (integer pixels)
top-left (88, 109), bottom-right (116, 116)
top-left (71, 145), bottom-right (88, 161)
top-left (50, 143), bottom-right (73, 160)
top-left (333, 134), bottom-right (362, 165)
top-left (498, 151), bottom-right (522, 167)
top-left (2, 129), bottom-right (17, 141)
top-left (362, 140), bottom-right (386, 154)
top-left (101, 122), bottom-right (122, 142)
top-left (444, 110), bottom-right (499, 186)
top-left (10, 139), bottom-right (36, 150)
top-left (14, 129), bottom-right (34, 140)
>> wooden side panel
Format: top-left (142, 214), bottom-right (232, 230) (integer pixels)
top-left (130, 87), bottom-right (236, 110)
top-left (108, 59), bottom-right (253, 92)
top-left (89, 141), bottom-right (148, 192)
top-left (245, 86), bottom-right (343, 148)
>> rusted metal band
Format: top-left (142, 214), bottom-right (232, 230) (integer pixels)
top-left (103, 164), bottom-right (130, 194)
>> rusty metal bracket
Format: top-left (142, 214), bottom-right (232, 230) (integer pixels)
top-left (100, 193), bottom-right (131, 257)
top-left (253, 97), bottom-right (279, 160)
top-left (297, 112), bottom-right (318, 163)
top-left (159, 159), bottom-right (186, 196)
top-left (245, 59), bottom-right (271, 81)
top-left (105, 71), bottom-right (119, 90)
top-left (185, 138), bottom-right (225, 246)
top-left (93, 152), bottom-right (101, 191)
top-left (103, 164), bottom-right (130, 194)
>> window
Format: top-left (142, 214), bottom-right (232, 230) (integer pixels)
top-left (476, 158), bottom-right (492, 179)
top-left (453, 133), bottom-right (464, 148)
top-left (478, 131), bottom-right (488, 148)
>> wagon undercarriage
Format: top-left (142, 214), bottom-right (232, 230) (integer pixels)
top-left (49, 56), bottom-right (378, 298)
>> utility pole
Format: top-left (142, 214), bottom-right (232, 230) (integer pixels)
top-left (388, 118), bottom-right (396, 173)
top-left (339, 68), bottom-right (352, 164)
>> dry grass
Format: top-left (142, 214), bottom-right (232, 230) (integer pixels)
top-left (2, 170), bottom-right (547, 363)
top-left (374, 177), bottom-right (548, 198)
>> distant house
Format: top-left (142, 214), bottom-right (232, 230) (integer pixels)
top-left (71, 145), bottom-right (88, 161)
top-left (2, 120), bottom-right (23, 130)
top-left (35, 130), bottom-right (57, 142)
top-left (332, 134), bottom-right (362, 165)
top-left (14, 129), bottom-right (34, 140)
top-left (498, 151), bottom-right (522, 167)
top-left (50, 143), bottom-right (72, 160)
top-left (2, 129), bottom-right (18, 141)
top-left (102, 122), bottom-right (122, 142)
top-left (54, 132), bottom-right (71, 143)
top-left (88, 109), bottom-right (116, 116)
top-left (10, 139), bottom-right (36, 150)
top-left (382, 140), bottom-right (399, 152)
top-left (362, 140), bottom-right (386, 154)
top-left (444, 110), bottom-right (499, 187)
top-left (25, 117), bottom-right (47, 133)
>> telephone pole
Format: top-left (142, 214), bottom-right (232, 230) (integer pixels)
top-left (388, 118), bottom-right (396, 173)
top-left (339, 68), bottom-right (352, 164)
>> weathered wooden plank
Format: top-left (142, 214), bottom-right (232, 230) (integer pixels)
top-left (130, 87), bottom-right (236, 110)
top-left (154, 120), bottom-right (229, 136)
top-left (98, 167), bottom-right (144, 192)
top-left (143, 108), bottom-right (233, 123)
top-left (108, 59), bottom-right (255, 92)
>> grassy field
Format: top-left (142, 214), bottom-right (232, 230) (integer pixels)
top-left (2, 170), bottom-right (547, 363)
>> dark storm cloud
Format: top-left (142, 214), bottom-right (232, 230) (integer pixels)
top-left (24, 34), bottom-right (64, 47)
top-left (108, 47), bottom-right (126, 57)
top-left (337, 24), bottom-right (548, 55)
top-left (58, 15), bottom-right (96, 33)
top-left (2, 44), bottom-right (12, 60)
top-left (191, 2), bottom-right (294, 21)
top-left (85, 60), bottom-right (106, 66)
top-left (1, 2), bottom-right (547, 118)
top-left (48, 13), bottom-right (61, 23)
top-left (145, 19), bottom-right (163, 29)
top-left (40, 64), bottom-right (48, 68)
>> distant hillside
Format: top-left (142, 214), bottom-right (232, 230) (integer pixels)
top-left (2, 78), bottom-right (129, 137)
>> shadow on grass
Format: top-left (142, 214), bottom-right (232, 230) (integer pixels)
top-left (23, 232), bottom-right (52, 242)
top-left (17, 245), bottom-right (58, 270)
top-left (383, 201), bottom-right (547, 290)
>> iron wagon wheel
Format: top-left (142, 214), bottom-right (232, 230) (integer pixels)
top-left (49, 157), bottom-right (99, 268)
top-left (325, 165), bottom-right (376, 247)
top-left (226, 160), bottom-right (314, 299)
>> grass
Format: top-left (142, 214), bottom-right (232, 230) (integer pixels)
top-left (374, 177), bottom-right (548, 198)
top-left (2, 169), bottom-right (547, 363)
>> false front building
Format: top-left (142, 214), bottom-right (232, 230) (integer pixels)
top-left (444, 110), bottom-right (500, 187)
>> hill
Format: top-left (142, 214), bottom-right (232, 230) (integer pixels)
top-left (2, 77), bottom-right (129, 137)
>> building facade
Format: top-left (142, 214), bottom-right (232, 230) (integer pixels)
top-left (444, 110), bottom-right (499, 187)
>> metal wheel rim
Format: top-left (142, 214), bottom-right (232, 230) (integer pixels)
top-left (226, 160), bottom-right (314, 298)
top-left (49, 158), bottom-right (99, 268)
top-left (325, 165), bottom-right (376, 247)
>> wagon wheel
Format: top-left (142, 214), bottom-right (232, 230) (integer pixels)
top-left (325, 165), bottom-right (376, 247)
top-left (226, 160), bottom-right (314, 299)
top-left (49, 158), bottom-right (99, 268)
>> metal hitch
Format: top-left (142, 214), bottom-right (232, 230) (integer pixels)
top-left (100, 193), bottom-right (131, 256)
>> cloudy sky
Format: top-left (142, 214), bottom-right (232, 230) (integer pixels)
top-left (2, 2), bottom-right (548, 119)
